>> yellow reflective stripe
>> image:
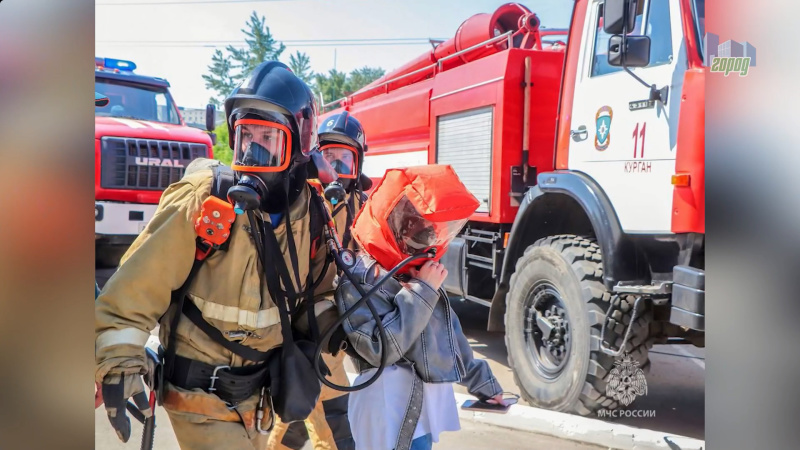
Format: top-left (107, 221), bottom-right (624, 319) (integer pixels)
top-left (96, 328), bottom-right (151, 350)
top-left (190, 296), bottom-right (280, 329)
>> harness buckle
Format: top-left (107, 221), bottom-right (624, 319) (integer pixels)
top-left (208, 365), bottom-right (230, 394)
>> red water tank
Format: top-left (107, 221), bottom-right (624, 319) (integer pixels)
top-left (349, 3), bottom-right (533, 103)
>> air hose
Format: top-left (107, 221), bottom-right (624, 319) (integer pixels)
top-left (310, 187), bottom-right (434, 391)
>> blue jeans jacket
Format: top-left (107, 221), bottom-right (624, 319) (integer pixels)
top-left (334, 255), bottom-right (502, 400)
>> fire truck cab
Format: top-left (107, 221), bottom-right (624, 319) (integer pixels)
top-left (323, 0), bottom-right (705, 416)
top-left (95, 57), bottom-right (216, 267)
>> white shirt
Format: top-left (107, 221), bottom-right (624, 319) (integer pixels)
top-left (348, 364), bottom-right (461, 450)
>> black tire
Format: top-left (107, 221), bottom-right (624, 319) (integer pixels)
top-left (504, 235), bottom-right (652, 415)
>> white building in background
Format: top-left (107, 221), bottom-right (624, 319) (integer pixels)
top-left (178, 107), bottom-right (225, 128)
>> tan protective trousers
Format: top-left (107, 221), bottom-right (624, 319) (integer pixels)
top-left (266, 352), bottom-right (353, 450)
top-left (167, 412), bottom-right (269, 450)
top-left (162, 381), bottom-right (270, 450)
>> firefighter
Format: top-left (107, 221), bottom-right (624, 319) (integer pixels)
top-left (95, 61), bottom-right (340, 449)
top-left (267, 111), bottom-right (368, 450)
top-left (319, 111), bottom-right (371, 252)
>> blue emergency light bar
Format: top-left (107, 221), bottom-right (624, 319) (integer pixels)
top-left (95, 57), bottom-right (137, 72)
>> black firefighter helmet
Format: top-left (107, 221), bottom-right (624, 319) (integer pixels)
top-left (224, 61), bottom-right (319, 168)
top-left (223, 61), bottom-right (320, 213)
top-left (318, 111), bottom-right (371, 195)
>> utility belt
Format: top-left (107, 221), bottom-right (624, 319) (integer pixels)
top-left (167, 355), bottom-right (273, 407)
top-left (162, 297), bottom-right (280, 409)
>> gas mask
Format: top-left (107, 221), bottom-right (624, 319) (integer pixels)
top-left (387, 196), bottom-right (468, 259)
top-left (320, 144), bottom-right (359, 206)
top-left (351, 165), bottom-right (480, 274)
top-left (225, 113), bottom-right (333, 215)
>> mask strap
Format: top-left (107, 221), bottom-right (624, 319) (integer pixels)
top-left (341, 192), bottom-right (357, 249)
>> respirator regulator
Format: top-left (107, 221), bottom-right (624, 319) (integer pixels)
top-left (323, 180), bottom-right (347, 206)
top-left (228, 174), bottom-right (269, 215)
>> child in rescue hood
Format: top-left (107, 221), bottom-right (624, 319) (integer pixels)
top-left (334, 165), bottom-right (507, 450)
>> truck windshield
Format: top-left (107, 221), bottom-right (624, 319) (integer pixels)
top-left (95, 78), bottom-right (181, 125)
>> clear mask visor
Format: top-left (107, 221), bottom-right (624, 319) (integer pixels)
top-left (321, 144), bottom-right (358, 179)
top-left (232, 119), bottom-right (291, 172)
top-left (387, 196), bottom-right (468, 255)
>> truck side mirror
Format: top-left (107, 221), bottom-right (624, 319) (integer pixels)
top-left (604, 0), bottom-right (638, 35)
top-left (206, 104), bottom-right (217, 132)
top-left (95, 92), bottom-right (109, 107)
top-left (608, 35), bottom-right (651, 67)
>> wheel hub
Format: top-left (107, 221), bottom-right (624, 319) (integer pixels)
top-left (524, 283), bottom-right (572, 379)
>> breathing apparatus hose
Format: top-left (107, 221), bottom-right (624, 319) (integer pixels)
top-left (233, 180), bottom-right (431, 392)
top-left (314, 244), bottom-right (433, 392)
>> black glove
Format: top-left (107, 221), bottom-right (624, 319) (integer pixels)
top-left (101, 373), bottom-right (152, 443)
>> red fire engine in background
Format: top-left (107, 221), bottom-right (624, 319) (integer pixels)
top-left (322, 0), bottom-right (705, 415)
top-left (94, 57), bottom-right (216, 267)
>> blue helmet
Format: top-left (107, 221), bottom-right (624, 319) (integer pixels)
top-left (318, 111), bottom-right (371, 194)
top-left (318, 111), bottom-right (367, 154)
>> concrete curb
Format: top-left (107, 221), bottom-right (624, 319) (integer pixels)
top-left (346, 372), bottom-right (704, 450)
top-left (452, 393), bottom-right (704, 450)
top-left (147, 332), bottom-right (704, 450)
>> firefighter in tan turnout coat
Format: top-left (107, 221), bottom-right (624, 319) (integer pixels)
top-left (95, 61), bottom-right (342, 450)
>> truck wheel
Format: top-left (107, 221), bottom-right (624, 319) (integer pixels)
top-left (504, 235), bottom-right (652, 415)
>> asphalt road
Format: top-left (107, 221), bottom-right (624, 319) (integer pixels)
top-left (96, 267), bottom-right (705, 441)
top-left (448, 297), bottom-right (705, 440)
top-left (94, 404), bottom-right (603, 450)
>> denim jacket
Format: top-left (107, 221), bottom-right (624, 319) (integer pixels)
top-left (334, 255), bottom-right (502, 400)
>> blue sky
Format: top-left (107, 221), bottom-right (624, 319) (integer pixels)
top-left (96, 0), bottom-right (574, 108)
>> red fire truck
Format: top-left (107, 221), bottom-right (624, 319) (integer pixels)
top-left (322, 0), bottom-right (705, 415)
top-left (95, 57), bottom-right (216, 267)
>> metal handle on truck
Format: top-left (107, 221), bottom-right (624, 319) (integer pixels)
top-left (570, 125), bottom-right (588, 141)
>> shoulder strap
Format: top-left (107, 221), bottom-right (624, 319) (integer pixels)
top-left (194, 164), bottom-right (237, 252)
top-left (338, 190), bottom-right (365, 251)
top-left (210, 164), bottom-right (236, 202)
top-left (164, 164), bottom-right (238, 376)
top-left (182, 299), bottom-right (275, 362)
top-left (309, 188), bottom-right (325, 245)
top-left (164, 247), bottom-right (210, 378)
top-left (307, 184), bottom-right (326, 259)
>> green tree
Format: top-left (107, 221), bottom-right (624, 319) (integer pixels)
top-left (314, 69), bottom-right (347, 111)
top-left (344, 66), bottom-right (385, 94)
top-left (204, 11), bottom-right (386, 113)
top-left (205, 11), bottom-right (287, 105)
top-left (228, 11), bottom-right (286, 80)
top-left (288, 51), bottom-right (314, 84)
top-left (314, 66), bottom-right (385, 111)
top-left (211, 122), bottom-right (232, 166)
top-left (202, 49), bottom-right (236, 106)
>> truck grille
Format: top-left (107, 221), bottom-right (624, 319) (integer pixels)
top-left (100, 137), bottom-right (208, 190)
